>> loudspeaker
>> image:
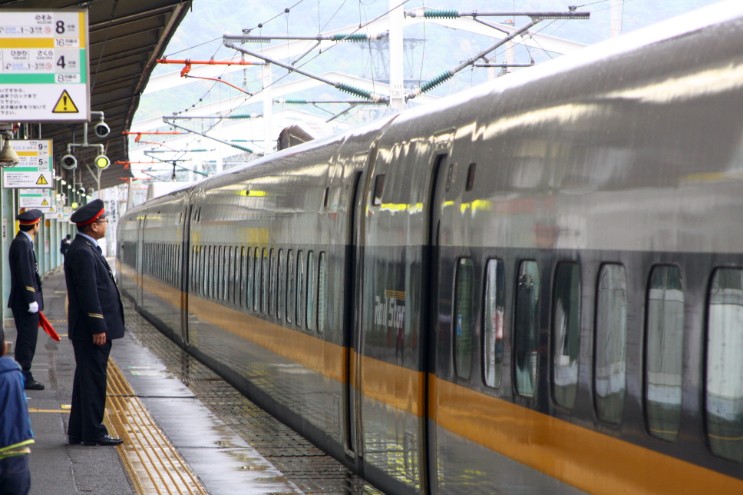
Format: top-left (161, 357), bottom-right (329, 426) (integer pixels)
top-left (0, 139), bottom-right (20, 167)
top-left (61, 154), bottom-right (77, 170)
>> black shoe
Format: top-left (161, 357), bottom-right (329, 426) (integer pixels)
top-left (24, 380), bottom-right (45, 390)
top-left (83, 435), bottom-right (123, 446)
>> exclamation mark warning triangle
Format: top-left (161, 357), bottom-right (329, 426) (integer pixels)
top-left (41, 199), bottom-right (49, 206)
top-left (36, 175), bottom-right (48, 185)
top-left (52, 90), bottom-right (79, 113)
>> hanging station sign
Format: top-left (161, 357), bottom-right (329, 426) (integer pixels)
top-left (2, 139), bottom-right (53, 188)
top-left (0, 10), bottom-right (90, 121)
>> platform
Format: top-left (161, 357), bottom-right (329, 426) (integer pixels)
top-left (5, 267), bottom-right (377, 495)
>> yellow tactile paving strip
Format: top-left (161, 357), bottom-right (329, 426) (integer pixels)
top-left (105, 360), bottom-right (208, 495)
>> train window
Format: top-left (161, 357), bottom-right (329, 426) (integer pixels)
top-left (253, 248), bottom-right (261, 312)
top-left (594, 264), bottom-right (627, 425)
top-left (307, 251), bottom-right (317, 331)
top-left (239, 247), bottom-right (246, 307)
top-left (212, 245), bottom-right (218, 299)
top-left (515, 260), bottom-right (540, 398)
top-left (454, 258), bottom-right (475, 380)
top-left (318, 252), bottom-right (327, 335)
top-left (206, 245), bottom-right (212, 296)
top-left (200, 246), bottom-right (207, 297)
top-left (246, 247), bottom-right (253, 308)
top-left (644, 265), bottom-right (683, 442)
top-left (466, 163), bottom-right (476, 191)
top-left (287, 250), bottom-right (295, 323)
top-left (262, 248), bottom-right (269, 314)
top-left (552, 262), bottom-right (581, 409)
top-left (483, 259), bottom-right (505, 389)
top-left (223, 246), bottom-right (229, 299)
top-left (231, 246), bottom-right (237, 304)
top-left (278, 249), bottom-right (286, 320)
top-left (297, 250), bottom-right (306, 327)
top-left (372, 174), bottom-right (385, 206)
top-left (226, 246), bottom-right (233, 302)
top-left (269, 248), bottom-right (277, 316)
top-left (706, 268), bottom-right (743, 462)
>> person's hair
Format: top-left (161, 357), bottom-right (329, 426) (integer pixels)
top-left (19, 224), bottom-right (35, 232)
top-left (0, 327), bottom-right (5, 357)
top-left (66, 234), bottom-right (71, 240)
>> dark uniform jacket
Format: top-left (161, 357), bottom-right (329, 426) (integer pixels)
top-left (64, 235), bottom-right (125, 341)
top-left (7, 232), bottom-right (43, 311)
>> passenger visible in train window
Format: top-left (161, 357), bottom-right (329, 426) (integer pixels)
top-left (515, 262), bottom-right (540, 397)
top-left (0, 326), bottom-right (34, 495)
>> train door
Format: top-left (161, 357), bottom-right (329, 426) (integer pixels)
top-left (180, 203), bottom-right (192, 344)
top-left (345, 155), bottom-right (369, 462)
top-left (425, 148), bottom-right (452, 494)
top-left (352, 132), bottom-right (452, 494)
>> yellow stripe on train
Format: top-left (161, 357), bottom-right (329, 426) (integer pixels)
top-left (125, 266), bottom-right (743, 494)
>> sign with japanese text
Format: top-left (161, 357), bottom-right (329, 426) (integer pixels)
top-left (0, 10), bottom-right (90, 121)
top-left (19, 187), bottom-right (54, 210)
top-left (2, 139), bottom-right (53, 188)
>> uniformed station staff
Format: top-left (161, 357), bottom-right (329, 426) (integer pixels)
top-left (7, 209), bottom-right (45, 391)
top-left (64, 199), bottom-right (125, 446)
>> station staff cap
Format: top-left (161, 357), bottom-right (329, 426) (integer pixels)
top-left (17, 209), bottom-right (42, 226)
top-left (70, 199), bottom-right (108, 226)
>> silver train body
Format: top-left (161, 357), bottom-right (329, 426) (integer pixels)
top-left (117, 4), bottom-right (743, 493)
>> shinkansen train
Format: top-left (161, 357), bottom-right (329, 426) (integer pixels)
top-left (117, 4), bottom-right (743, 494)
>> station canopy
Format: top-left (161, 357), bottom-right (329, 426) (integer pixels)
top-left (0, 0), bottom-right (192, 190)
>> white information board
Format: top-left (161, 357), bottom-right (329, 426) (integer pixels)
top-left (0, 10), bottom-right (90, 122)
top-left (19, 187), bottom-right (54, 210)
top-left (2, 139), bottom-right (53, 188)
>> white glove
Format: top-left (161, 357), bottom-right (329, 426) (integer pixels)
top-left (27, 301), bottom-right (39, 313)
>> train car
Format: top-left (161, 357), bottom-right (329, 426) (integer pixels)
top-left (117, 4), bottom-right (743, 494)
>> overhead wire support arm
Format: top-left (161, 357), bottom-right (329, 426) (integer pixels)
top-left (405, 8), bottom-right (590, 21)
top-left (223, 33), bottom-right (388, 43)
top-left (162, 117), bottom-right (256, 154)
top-left (406, 9), bottom-right (589, 100)
top-left (157, 58), bottom-right (264, 94)
top-left (223, 40), bottom-right (390, 104)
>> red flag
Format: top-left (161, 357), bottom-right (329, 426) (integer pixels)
top-left (39, 312), bottom-right (61, 342)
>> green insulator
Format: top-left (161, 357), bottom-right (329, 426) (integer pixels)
top-left (419, 71), bottom-right (454, 93)
top-left (423, 9), bottom-right (458, 19)
top-left (283, 99), bottom-right (307, 104)
top-left (336, 83), bottom-right (373, 100)
top-left (331, 33), bottom-right (368, 42)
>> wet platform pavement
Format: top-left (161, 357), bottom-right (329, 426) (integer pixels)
top-left (8, 267), bottom-right (380, 495)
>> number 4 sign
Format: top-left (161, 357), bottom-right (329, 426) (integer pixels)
top-left (0, 10), bottom-right (90, 122)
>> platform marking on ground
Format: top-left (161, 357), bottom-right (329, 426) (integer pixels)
top-left (105, 359), bottom-right (208, 495)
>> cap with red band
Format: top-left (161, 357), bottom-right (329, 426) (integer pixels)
top-left (17, 209), bottom-right (42, 226)
top-left (70, 199), bottom-right (108, 226)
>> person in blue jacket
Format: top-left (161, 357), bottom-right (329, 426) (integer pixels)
top-left (0, 326), bottom-right (34, 495)
top-left (64, 200), bottom-right (125, 447)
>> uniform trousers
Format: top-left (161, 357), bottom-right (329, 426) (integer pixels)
top-left (68, 340), bottom-right (112, 442)
top-left (0, 455), bottom-right (30, 495)
top-left (12, 310), bottom-right (39, 383)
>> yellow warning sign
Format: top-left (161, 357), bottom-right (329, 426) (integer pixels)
top-left (41, 199), bottom-right (49, 206)
top-left (52, 90), bottom-right (79, 113)
top-left (36, 175), bottom-right (48, 185)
